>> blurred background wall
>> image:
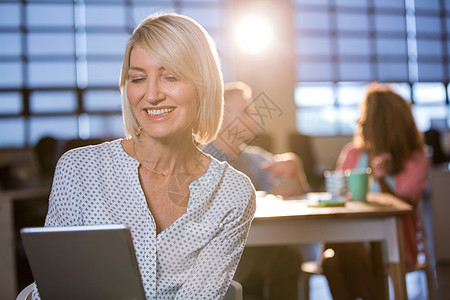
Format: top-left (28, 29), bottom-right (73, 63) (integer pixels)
top-left (1, 0), bottom-right (449, 155)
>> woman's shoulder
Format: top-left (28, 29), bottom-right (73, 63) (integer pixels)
top-left (216, 159), bottom-right (256, 215)
top-left (341, 142), bottom-right (361, 156)
top-left (58, 139), bottom-right (122, 167)
top-left (208, 156), bottom-right (255, 192)
top-left (337, 142), bottom-right (363, 170)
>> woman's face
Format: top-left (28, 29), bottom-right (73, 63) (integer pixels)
top-left (127, 45), bottom-right (199, 140)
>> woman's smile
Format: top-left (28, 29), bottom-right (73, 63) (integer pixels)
top-left (144, 106), bottom-right (176, 121)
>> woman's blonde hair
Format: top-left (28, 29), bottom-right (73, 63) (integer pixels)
top-left (119, 13), bottom-right (223, 144)
top-left (354, 83), bottom-right (425, 174)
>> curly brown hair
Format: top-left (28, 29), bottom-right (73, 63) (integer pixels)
top-left (354, 83), bottom-right (425, 174)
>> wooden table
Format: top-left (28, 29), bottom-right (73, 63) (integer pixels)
top-left (246, 192), bottom-right (412, 300)
top-left (0, 184), bottom-right (51, 300)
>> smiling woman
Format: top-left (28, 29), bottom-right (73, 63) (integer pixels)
top-left (31, 13), bottom-right (256, 300)
top-left (126, 45), bottom-right (200, 141)
top-left (120, 13), bottom-right (223, 144)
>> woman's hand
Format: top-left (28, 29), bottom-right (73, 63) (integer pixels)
top-left (370, 152), bottom-right (393, 179)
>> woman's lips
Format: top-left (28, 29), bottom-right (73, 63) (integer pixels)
top-left (143, 107), bottom-right (176, 121)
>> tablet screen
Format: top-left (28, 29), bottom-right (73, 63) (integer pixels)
top-left (21, 225), bottom-right (146, 300)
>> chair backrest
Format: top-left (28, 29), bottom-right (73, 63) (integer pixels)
top-left (63, 138), bottom-right (103, 153)
top-left (16, 283), bottom-right (34, 300)
top-left (224, 280), bottom-right (243, 300)
top-left (34, 136), bottom-right (61, 177)
top-left (424, 128), bottom-right (449, 165)
top-left (289, 132), bottom-right (322, 190)
top-left (18, 281), bottom-right (243, 300)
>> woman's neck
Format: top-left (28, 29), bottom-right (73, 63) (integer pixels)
top-left (130, 134), bottom-right (207, 177)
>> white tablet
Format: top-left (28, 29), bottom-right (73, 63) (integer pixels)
top-left (20, 224), bottom-right (146, 300)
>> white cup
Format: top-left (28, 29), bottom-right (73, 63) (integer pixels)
top-left (324, 170), bottom-right (347, 199)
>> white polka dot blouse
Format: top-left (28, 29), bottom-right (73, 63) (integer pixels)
top-left (31, 139), bottom-right (256, 300)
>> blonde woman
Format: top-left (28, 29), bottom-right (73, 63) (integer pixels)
top-left (33, 13), bottom-right (255, 300)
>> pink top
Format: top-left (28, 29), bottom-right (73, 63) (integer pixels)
top-left (336, 143), bottom-right (429, 268)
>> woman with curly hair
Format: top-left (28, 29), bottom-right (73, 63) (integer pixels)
top-left (322, 83), bottom-right (429, 300)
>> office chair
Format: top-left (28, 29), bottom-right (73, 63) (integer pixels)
top-left (17, 281), bottom-right (243, 300)
top-left (224, 280), bottom-right (243, 300)
top-left (16, 283), bottom-right (33, 300)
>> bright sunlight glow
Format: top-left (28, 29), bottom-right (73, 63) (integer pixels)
top-left (234, 15), bottom-right (274, 54)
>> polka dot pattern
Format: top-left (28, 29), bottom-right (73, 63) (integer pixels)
top-left (32, 139), bottom-right (256, 300)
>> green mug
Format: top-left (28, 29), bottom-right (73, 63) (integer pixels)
top-left (345, 168), bottom-right (371, 202)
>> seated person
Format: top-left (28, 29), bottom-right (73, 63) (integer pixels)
top-left (203, 81), bottom-right (311, 300)
top-left (322, 83), bottom-right (429, 300)
top-left (203, 81), bottom-right (309, 197)
top-left (32, 14), bottom-right (255, 300)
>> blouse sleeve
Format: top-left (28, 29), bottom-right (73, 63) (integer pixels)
top-left (31, 152), bottom-right (83, 300)
top-left (336, 143), bottom-right (361, 171)
top-left (44, 152), bottom-right (83, 227)
top-left (175, 180), bottom-right (256, 299)
top-left (395, 151), bottom-right (429, 206)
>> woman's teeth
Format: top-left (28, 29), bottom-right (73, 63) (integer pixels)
top-left (146, 108), bottom-right (174, 116)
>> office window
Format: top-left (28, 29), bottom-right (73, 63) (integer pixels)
top-left (26, 4), bottom-right (74, 27)
top-left (293, 0), bottom-right (450, 135)
top-left (0, 92), bottom-right (22, 115)
top-left (30, 91), bottom-right (77, 113)
top-left (415, 0), bottom-right (440, 12)
top-left (0, 33), bottom-right (21, 56)
top-left (86, 33), bottom-right (129, 56)
top-left (294, 10), bottom-right (330, 31)
top-left (0, 118), bottom-right (25, 148)
top-left (376, 38), bottom-right (407, 56)
top-left (28, 33), bottom-right (75, 56)
top-left (85, 5), bottom-right (126, 27)
top-left (374, 0), bottom-right (404, 9)
top-left (375, 14), bottom-right (406, 32)
top-left (339, 62), bottom-right (373, 81)
top-left (336, 0), bottom-right (368, 8)
top-left (132, 5), bottom-right (176, 26)
top-left (29, 116), bottom-right (79, 145)
top-left (295, 82), bottom-right (335, 107)
top-left (0, 62), bottom-right (22, 88)
top-left (296, 36), bottom-right (332, 56)
top-left (337, 13), bottom-right (369, 32)
top-left (296, 107), bottom-right (340, 136)
top-left (86, 61), bottom-right (122, 86)
top-left (181, 6), bottom-right (223, 30)
top-left (413, 82), bottom-right (446, 104)
top-left (28, 62), bottom-right (76, 87)
top-left (413, 106), bottom-right (448, 131)
top-left (390, 82), bottom-right (412, 100)
top-left (84, 90), bottom-right (122, 112)
top-left (336, 82), bottom-right (368, 106)
top-left (0, 3), bottom-right (21, 27)
top-left (0, 0), bottom-right (228, 148)
top-left (378, 62), bottom-right (409, 82)
top-left (89, 115), bottom-right (124, 139)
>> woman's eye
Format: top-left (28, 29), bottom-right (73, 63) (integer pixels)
top-left (130, 77), bottom-right (145, 83)
top-left (163, 75), bottom-right (177, 82)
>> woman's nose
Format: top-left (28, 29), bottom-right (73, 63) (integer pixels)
top-left (145, 79), bottom-right (165, 104)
